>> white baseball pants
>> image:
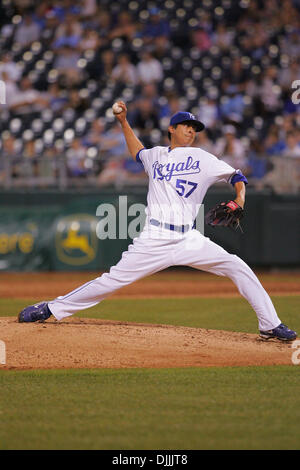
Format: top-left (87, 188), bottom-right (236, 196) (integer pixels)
top-left (48, 229), bottom-right (281, 331)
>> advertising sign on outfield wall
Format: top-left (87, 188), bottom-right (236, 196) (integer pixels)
top-left (0, 190), bottom-right (299, 270)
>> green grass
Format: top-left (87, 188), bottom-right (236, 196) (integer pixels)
top-left (1, 296), bottom-right (300, 450)
top-left (0, 367), bottom-right (300, 450)
top-left (1, 295), bottom-right (299, 334)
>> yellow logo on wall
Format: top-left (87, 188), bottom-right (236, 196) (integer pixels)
top-left (0, 223), bottom-right (37, 255)
top-left (55, 214), bottom-right (98, 266)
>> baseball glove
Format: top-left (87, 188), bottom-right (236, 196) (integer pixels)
top-left (205, 200), bottom-right (244, 231)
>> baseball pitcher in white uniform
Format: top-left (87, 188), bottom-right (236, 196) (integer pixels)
top-left (18, 102), bottom-right (297, 341)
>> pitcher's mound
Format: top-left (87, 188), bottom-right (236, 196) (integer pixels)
top-left (0, 317), bottom-right (295, 370)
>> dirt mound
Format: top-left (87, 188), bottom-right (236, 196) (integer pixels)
top-left (0, 317), bottom-right (295, 370)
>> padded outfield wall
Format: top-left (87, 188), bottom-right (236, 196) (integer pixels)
top-left (0, 188), bottom-right (299, 271)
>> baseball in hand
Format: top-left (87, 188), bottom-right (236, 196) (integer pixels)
top-left (112, 103), bottom-right (123, 114)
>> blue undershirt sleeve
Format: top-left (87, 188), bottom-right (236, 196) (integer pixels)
top-left (136, 148), bottom-right (145, 164)
top-left (230, 171), bottom-right (248, 186)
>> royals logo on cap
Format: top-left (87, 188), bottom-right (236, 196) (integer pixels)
top-left (169, 112), bottom-right (205, 132)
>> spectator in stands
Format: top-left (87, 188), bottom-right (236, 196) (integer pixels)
top-left (1, 71), bottom-right (19, 111)
top-left (211, 22), bottom-right (234, 51)
top-left (12, 0), bottom-right (35, 12)
top-left (98, 145), bottom-right (148, 187)
top-left (79, 27), bottom-right (101, 52)
top-left (250, 22), bottom-right (269, 60)
top-left (32, 1), bottom-right (50, 29)
top-left (97, 158), bottom-right (122, 187)
top-left (281, 115), bottom-right (295, 140)
top-left (237, 34), bottom-right (254, 57)
top-left (196, 10), bottom-right (213, 34)
top-left (53, 45), bottom-right (82, 85)
top-left (282, 131), bottom-right (300, 158)
top-left (98, 49), bottom-right (115, 83)
top-left (244, 74), bottom-right (259, 104)
top-left (89, 9), bottom-right (111, 46)
top-left (43, 8), bottom-right (60, 33)
top-left (131, 98), bottom-right (160, 148)
top-left (38, 147), bottom-right (57, 180)
top-left (224, 57), bottom-right (248, 93)
top-left (198, 88), bottom-right (219, 132)
top-left (80, 0), bottom-right (98, 19)
top-left (66, 88), bottom-right (89, 113)
top-left (86, 121), bottom-right (128, 188)
top-left (0, 51), bottom-right (22, 82)
top-left (0, 133), bottom-right (18, 185)
top-left (21, 138), bottom-right (38, 178)
top-left (112, 53), bottom-right (138, 86)
top-left (53, 13), bottom-right (82, 48)
top-left (108, 11), bottom-right (139, 43)
top-left (215, 125), bottom-right (248, 172)
top-left (96, 122), bottom-right (128, 160)
top-left (82, 118), bottom-right (106, 149)
top-left (247, 136), bottom-right (271, 181)
top-left (195, 130), bottom-right (215, 154)
top-left (66, 138), bottom-right (88, 177)
top-left (136, 50), bottom-right (163, 85)
top-left (51, 0), bottom-right (81, 22)
top-left (136, 83), bottom-right (162, 114)
top-left (142, 7), bottom-right (170, 45)
top-left (160, 92), bottom-right (181, 119)
top-left (220, 85), bottom-right (245, 122)
top-left (264, 127), bottom-right (286, 156)
top-left (190, 25), bottom-right (211, 52)
top-left (279, 60), bottom-right (300, 96)
top-left (258, 66), bottom-right (282, 119)
top-left (151, 35), bottom-right (170, 59)
top-left (1, 132), bottom-right (17, 158)
top-left (47, 82), bottom-right (68, 112)
top-left (96, 122), bottom-right (130, 187)
top-left (83, 29), bottom-right (110, 78)
top-left (281, 27), bottom-right (300, 60)
top-left (14, 11), bottom-right (41, 47)
top-left (8, 76), bottom-right (49, 116)
top-left (120, 157), bottom-right (147, 184)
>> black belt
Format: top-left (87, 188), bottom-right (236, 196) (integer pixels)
top-left (150, 218), bottom-right (191, 233)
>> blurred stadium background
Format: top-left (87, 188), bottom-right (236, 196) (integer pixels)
top-left (0, 0), bottom-right (299, 271)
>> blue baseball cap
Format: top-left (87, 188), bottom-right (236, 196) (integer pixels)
top-left (169, 112), bottom-right (205, 132)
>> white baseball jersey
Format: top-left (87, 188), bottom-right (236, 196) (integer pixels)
top-left (136, 145), bottom-right (238, 237)
top-left (48, 143), bottom-right (281, 332)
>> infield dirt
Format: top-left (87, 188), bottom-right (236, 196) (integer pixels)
top-left (0, 270), bottom-right (298, 370)
top-left (0, 270), bottom-right (300, 299)
top-left (0, 316), bottom-right (296, 370)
